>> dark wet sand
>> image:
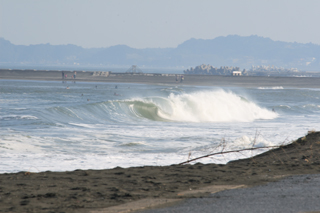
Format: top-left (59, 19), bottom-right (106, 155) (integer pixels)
top-left (1, 132), bottom-right (320, 212)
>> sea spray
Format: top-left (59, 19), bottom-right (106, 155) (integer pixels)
top-left (138, 90), bottom-right (278, 122)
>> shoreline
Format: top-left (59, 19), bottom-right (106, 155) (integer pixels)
top-left (1, 132), bottom-right (320, 212)
top-left (1, 69), bottom-right (320, 88)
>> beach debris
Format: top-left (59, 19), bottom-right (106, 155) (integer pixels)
top-left (24, 172), bottom-right (31, 176)
top-left (179, 145), bottom-right (281, 165)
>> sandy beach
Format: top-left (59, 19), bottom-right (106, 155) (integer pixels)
top-left (1, 130), bottom-right (320, 212)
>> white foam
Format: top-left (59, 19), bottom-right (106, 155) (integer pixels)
top-left (0, 125), bottom-right (311, 174)
top-left (0, 135), bottom-right (44, 153)
top-left (21, 115), bottom-right (38, 120)
top-left (0, 141), bottom-right (277, 173)
top-left (258, 86), bottom-right (284, 90)
top-left (12, 108), bottom-right (27, 110)
top-left (120, 141), bottom-right (148, 146)
top-left (232, 135), bottom-right (275, 148)
top-left (69, 123), bottom-right (96, 128)
top-left (0, 115), bottom-right (38, 120)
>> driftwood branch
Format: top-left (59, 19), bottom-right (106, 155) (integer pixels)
top-left (179, 145), bottom-right (281, 165)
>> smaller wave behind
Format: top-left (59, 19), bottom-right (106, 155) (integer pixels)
top-left (0, 115), bottom-right (38, 121)
top-left (258, 86), bottom-right (284, 90)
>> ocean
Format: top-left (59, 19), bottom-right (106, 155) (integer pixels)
top-left (1, 79), bottom-right (320, 173)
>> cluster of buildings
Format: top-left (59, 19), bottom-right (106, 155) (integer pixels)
top-left (183, 64), bottom-right (303, 76)
top-left (183, 64), bottom-right (247, 76)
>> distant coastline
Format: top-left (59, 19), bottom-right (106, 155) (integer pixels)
top-left (184, 64), bottom-right (320, 77)
top-left (1, 68), bottom-right (320, 88)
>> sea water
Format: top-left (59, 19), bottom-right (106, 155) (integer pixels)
top-left (1, 80), bottom-right (320, 173)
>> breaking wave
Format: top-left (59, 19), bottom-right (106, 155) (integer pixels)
top-left (122, 90), bottom-right (277, 122)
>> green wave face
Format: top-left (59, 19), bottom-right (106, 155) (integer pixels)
top-left (124, 100), bottom-right (171, 122)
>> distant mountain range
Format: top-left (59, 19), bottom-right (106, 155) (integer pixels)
top-left (1, 35), bottom-right (320, 71)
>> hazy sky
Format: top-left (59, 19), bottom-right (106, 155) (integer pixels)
top-left (1, 0), bottom-right (320, 49)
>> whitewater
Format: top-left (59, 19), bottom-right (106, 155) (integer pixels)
top-left (1, 80), bottom-right (320, 173)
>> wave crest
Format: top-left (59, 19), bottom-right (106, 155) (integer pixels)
top-left (126, 90), bottom-right (277, 122)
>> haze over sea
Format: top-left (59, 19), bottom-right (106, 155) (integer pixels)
top-left (1, 79), bottom-right (320, 173)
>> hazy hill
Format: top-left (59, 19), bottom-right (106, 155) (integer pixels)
top-left (1, 35), bottom-right (320, 70)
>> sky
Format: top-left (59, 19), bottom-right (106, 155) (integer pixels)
top-left (1, 0), bottom-right (320, 49)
